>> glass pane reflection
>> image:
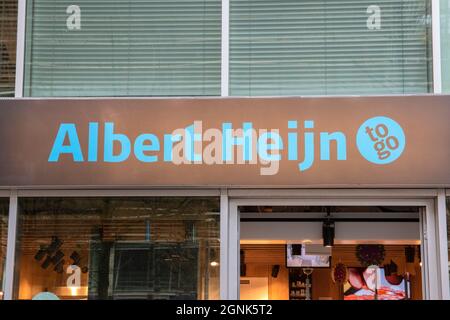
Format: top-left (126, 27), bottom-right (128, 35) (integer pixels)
top-left (15, 197), bottom-right (220, 300)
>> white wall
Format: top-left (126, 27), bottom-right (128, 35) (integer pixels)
top-left (240, 221), bottom-right (420, 244)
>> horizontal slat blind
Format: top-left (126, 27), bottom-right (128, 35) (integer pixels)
top-left (0, 0), bottom-right (17, 97)
top-left (24, 0), bottom-right (221, 97)
top-left (230, 0), bottom-right (432, 96)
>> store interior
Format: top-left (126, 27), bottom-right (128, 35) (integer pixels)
top-left (5, 201), bottom-right (426, 300)
top-left (239, 206), bottom-right (423, 300)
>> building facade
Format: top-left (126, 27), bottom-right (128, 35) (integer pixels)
top-left (0, 0), bottom-right (450, 300)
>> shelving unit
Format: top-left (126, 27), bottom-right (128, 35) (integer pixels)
top-left (288, 269), bottom-right (312, 300)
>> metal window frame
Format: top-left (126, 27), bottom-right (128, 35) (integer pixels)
top-left (0, 190), bottom-right (13, 299)
top-left (432, 0), bottom-right (442, 93)
top-left (14, 0), bottom-right (442, 97)
top-left (1, 188), bottom-right (449, 300)
top-left (15, 0), bottom-right (230, 98)
top-left (15, 189), bottom-right (220, 197)
top-left (221, 0), bottom-right (229, 97)
top-left (3, 190), bottom-right (17, 300)
top-left (222, 188), bottom-right (450, 300)
top-left (14, 0), bottom-right (26, 98)
top-left (0, 191), bottom-right (10, 197)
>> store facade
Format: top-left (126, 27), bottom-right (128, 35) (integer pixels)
top-left (1, 0), bottom-right (450, 300)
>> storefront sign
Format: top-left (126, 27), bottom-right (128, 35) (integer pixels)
top-left (0, 96), bottom-right (449, 187)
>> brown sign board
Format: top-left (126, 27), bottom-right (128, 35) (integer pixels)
top-left (0, 96), bottom-right (449, 188)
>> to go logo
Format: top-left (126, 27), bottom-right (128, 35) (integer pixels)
top-left (356, 116), bottom-right (405, 164)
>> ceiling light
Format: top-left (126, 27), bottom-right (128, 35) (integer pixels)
top-left (322, 209), bottom-right (335, 247)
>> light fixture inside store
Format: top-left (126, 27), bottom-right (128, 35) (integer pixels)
top-left (322, 209), bottom-right (335, 247)
top-left (69, 286), bottom-right (79, 296)
top-left (210, 261), bottom-right (219, 267)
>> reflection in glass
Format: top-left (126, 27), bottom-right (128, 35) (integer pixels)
top-left (230, 0), bottom-right (432, 96)
top-left (14, 197), bottom-right (220, 300)
top-left (0, 0), bottom-right (17, 96)
top-left (24, 0), bottom-right (221, 97)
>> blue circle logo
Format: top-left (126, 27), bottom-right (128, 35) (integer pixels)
top-left (356, 116), bottom-right (405, 164)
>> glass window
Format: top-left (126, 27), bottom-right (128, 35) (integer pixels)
top-left (0, 0), bottom-right (17, 97)
top-left (0, 198), bottom-right (9, 300)
top-left (230, 0), bottom-right (432, 96)
top-left (24, 0), bottom-right (221, 97)
top-left (14, 197), bottom-right (220, 300)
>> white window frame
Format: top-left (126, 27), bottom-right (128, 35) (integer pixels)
top-left (222, 189), bottom-right (450, 300)
top-left (2, 190), bottom-right (17, 300)
top-left (432, 0), bottom-right (442, 93)
top-left (14, 0), bottom-right (442, 97)
top-left (14, 0), bottom-right (26, 98)
top-left (221, 0), bottom-right (229, 97)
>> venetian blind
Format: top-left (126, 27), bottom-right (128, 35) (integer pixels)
top-left (230, 0), bottom-right (432, 96)
top-left (0, 0), bottom-right (17, 97)
top-left (24, 0), bottom-right (221, 97)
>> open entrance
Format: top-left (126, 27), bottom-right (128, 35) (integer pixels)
top-left (239, 206), bottom-right (423, 300)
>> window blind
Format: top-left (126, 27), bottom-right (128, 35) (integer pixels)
top-left (230, 0), bottom-right (432, 96)
top-left (0, 0), bottom-right (17, 97)
top-left (24, 0), bottom-right (221, 97)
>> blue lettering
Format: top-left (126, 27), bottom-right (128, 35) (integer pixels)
top-left (164, 134), bottom-right (181, 162)
top-left (185, 124), bottom-right (202, 162)
top-left (134, 133), bottom-right (160, 162)
top-left (222, 122), bottom-right (253, 162)
top-left (298, 120), bottom-right (314, 171)
top-left (258, 132), bottom-right (283, 161)
top-left (288, 120), bottom-right (298, 161)
top-left (104, 122), bottom-right (131, 163)
top-left (88, 122), bottom-right (99, 162)
top-left (320, 132), bottom-right (347, 160)
top-left (48, 123), bottom-right (84, 162)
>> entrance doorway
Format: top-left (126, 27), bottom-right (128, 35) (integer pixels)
top-left (239, 205), bottom-right (422, 300)
top-left (220, 192), bottom-right (450, 300)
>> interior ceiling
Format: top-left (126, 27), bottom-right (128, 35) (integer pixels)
top-left (240, 206), bottom-right (420, 213)
top-left (240, 205), bottom-right (420, 220)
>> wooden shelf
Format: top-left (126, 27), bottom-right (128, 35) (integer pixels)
top-left (288, 268), bottom-right (312, 301)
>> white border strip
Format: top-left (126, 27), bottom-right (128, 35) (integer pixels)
top-left (3, 191), bottom-right (18, 300)
top-left (17, 189), bottom-right (220, 197)
top-left (0, 191), bottom-right (11, 197)
top-left (432, 0), bottom-right (442, 93)
top-left (219, 189), bottom-right (229, 299)
top-left (437, 190), bottom-right (450, 299)
top-left (227, 188), bottom-right (440, 198)
top-left (221, 0), bottom-right (230, 97)
top-left (14, 0), bottom-right (26, 98)
top-left (419, 208), bottom-right (428, 299)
